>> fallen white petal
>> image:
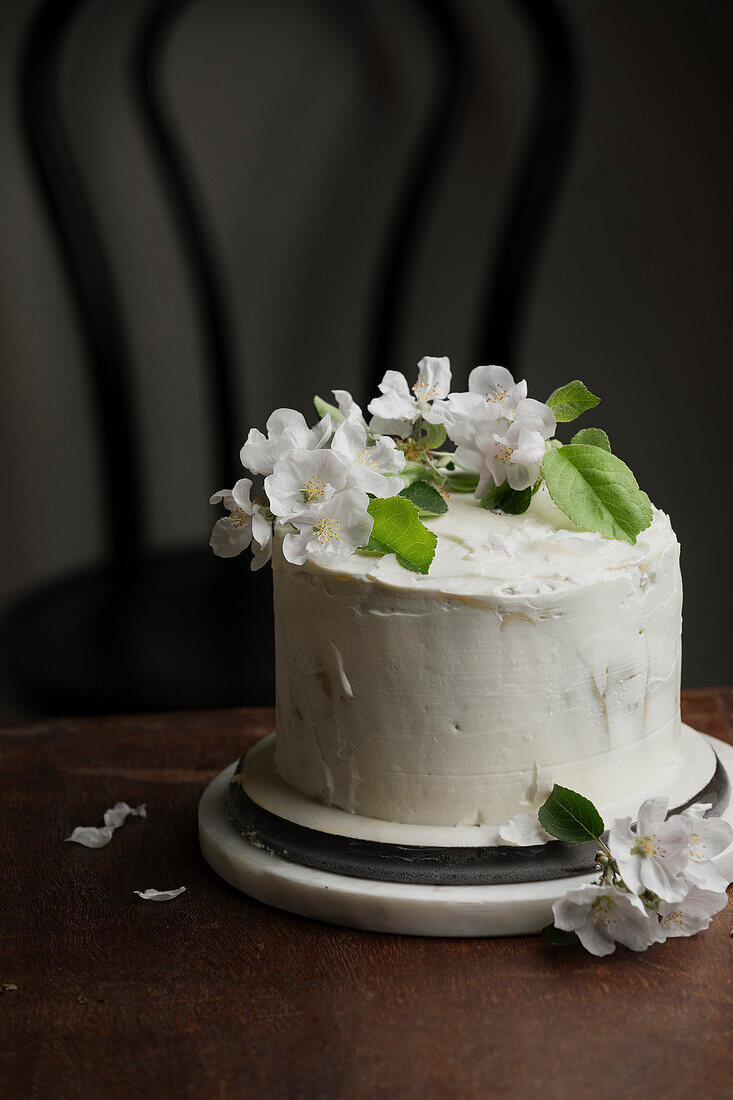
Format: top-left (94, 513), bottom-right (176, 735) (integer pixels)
top-left (66, 801), bottom-right (147, 847)
top-left (65, 825), bottom-right (115, 849)
top-left (499, 813), bottom-right (551, 846)
top-left (103, 802), bottom-right (147, 829)
top-left (134, 887), bottom-right (187, 902)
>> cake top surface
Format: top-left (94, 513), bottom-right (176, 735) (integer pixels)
top-left (295, 486), bottom-right (677, 599)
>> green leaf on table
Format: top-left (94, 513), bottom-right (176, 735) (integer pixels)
top-left (313, 395), bottom-right (344, 423)
top-left (538, 784), bottom-right (605, 844)
top-left (541, 924), bottom-right (581, 946)
top-left (398, 481), bottom-right (448, 515)
top-left (543, 445), bottom-right (652, 545)
top-left (444, 470), bottom-right (479, 493)
top-left (480, 483), bottom-right (532, 515)
top-left (571, 427), bottom-right (611, 452)
top-left (366, 496), bottom-right (437, 574)
top-left (546, 380), bottom-right (600, 422)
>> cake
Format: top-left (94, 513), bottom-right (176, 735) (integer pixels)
top-left (200, 357), bottom-right (733, 944)
top-left (272, 488), bottom-right (682, 827)
top-left (208, 357), bottom-right (687, 833)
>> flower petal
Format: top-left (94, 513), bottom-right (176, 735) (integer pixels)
top-left (499, 813), bottom-right (551, 846)
top-left (134, 887), bottom-right (187, 902)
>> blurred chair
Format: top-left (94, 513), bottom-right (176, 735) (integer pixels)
top-left (1, 0), bottom-right (576, 716)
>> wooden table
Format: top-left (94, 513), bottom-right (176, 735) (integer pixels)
top-left (1, 691), bottom-right (731, 1099)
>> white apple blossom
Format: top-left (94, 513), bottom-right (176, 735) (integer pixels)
top-left (553, 882), bottom-right (662, 956)
top-left (679, 802), bottom-right (733, 892)
top-left (469, 400), bottom-right (554, 496)
top-left (427, 364), bottom-right (527, 434)
top-left (608, 797), bottom-right (692, 903)
top-left (332, 389), bottom-right (368, 430)
top-left (331, 409), bottom-right (405, 496)
top-left (282, 487), bottom-right (373, 567)
top-left (240, 409), bottom-right (332, 476)
top-left (368, 356), bottom-right (451, 437)
top-left (264, 449), bottom-right (350, 521)
top-left (499, 812), bottom-right (550, 846)
top-left (657, 885), bottom-right (729, 939)
top-left (209, 478), bottom-right (273, 569)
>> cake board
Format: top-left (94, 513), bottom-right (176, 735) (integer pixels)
top-left (199, 731), bottom-right (733, 937)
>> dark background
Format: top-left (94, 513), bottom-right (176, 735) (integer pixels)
top-left (1, 0), bottom-right (731, 717)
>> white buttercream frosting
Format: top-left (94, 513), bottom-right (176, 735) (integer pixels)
top-left (272, 488), bottom-right (683, 826)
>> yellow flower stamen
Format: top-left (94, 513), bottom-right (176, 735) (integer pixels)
top-left (301, 476), bottom-right (327, 502)
top-left (412, 378), bottom-right (438, 401)
top-left (631, 834), bottom-right (667, 860)
top-left (485, 383), bottom-right (508, 404)
top-left (229, 508), bottom-right (248, 528)
top-left (313, 516), bottom-right (340, 545)
top-left (357, 448), bottom-right (379, 471)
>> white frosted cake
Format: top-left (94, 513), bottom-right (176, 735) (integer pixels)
top-left (203, 358), bottom-right (732, 944)
top-left (273, 488), bottom-right (682, 826)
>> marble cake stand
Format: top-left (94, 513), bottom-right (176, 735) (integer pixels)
top-left (199, 731), bottom-right (733, 937)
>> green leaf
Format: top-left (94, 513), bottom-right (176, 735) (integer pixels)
top-left (543, 445), bottom-right (652, 545)
top-left (546, 380), bottom-right (600, 423)
top-left (359, 538), bottom-right (387, 556)
top-left (313, 395), bottom-right (344, 423)
top-left (367, 496), bottom-right (437, 574)
top-left (415, 421), bottom-right (446, 450)
top-left (444, 470), bottom-right (479, 493)
top-left (398, 481), bottom-right (448, 515)
top-left (480, 483), bottom-right (532, 515)
top-left (399, 460), bottom-right (433, 487)
top-left (571, 427), bottom-right (611, 452)
top-left (537, 784), bottom-right (605, 844)
top-left (541, 924), bottom-right (581, 946)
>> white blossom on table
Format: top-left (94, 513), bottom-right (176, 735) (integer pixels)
top-left (331, 409), bottom-right (405, 496)
top-left (368, 356), bottom-right (451, 437)
top-left (282, 487), bottom-right (373, 567)
top-left (240, 409), bottom-right (332, 476)
top-left (553, 883), bottom-right (664, 957)
top-left (209, 478), bottom-right (273, 569)
top-left (678, 802), bottom-right (733, 892)
top-left (608, 797), bottom-right (692, 903)
top-left (657, 885), bottom-right (729, 939)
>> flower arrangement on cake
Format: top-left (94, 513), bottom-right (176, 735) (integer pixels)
top-left (209, 356), bottom-right (652, 574)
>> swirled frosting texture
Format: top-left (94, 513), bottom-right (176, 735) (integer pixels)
top-left (273, 490), bottom-right (683, 826)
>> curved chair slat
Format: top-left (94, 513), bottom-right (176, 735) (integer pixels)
top-left (133, 0), bottom-right (241, 490)
top-left (473, 0), bottom-right (579, 368)
top-left (20, 0), bottom-right (144, 561)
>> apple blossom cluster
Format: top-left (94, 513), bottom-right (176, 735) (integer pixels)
top-left (209, 353), bottom-right (652, 572)
top-left (503, 794), bottom-right (731, 956)
top-left (209, 404), bottom-right (406, 569)
top-left (425, 364), bottom-right (556, 496)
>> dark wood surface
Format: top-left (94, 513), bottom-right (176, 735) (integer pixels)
top-left (2, 691), bottom-right (732, 1099)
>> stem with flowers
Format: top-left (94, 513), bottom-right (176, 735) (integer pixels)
top-left (502, 783), bottom-right (732, 955)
